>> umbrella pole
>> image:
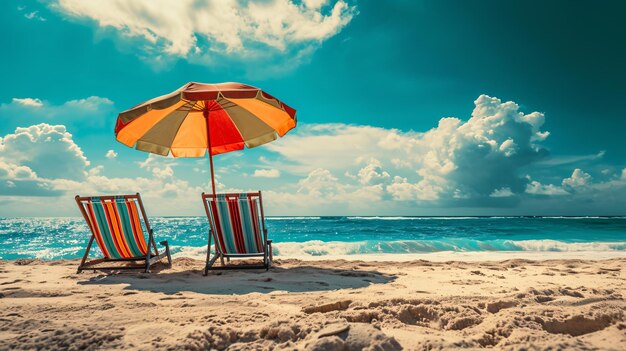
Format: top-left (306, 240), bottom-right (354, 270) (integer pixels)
top-left (204, 105), bottom-right (216, 196)
top-left (204, 104), bottom-right (221, 263)
top-left (208, 148), bottom-right (216, 196)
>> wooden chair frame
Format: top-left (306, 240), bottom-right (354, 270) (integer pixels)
top-left (201, 191), bottom-right (273, 275)
top-left (75, 193), bottom-right (172, 273)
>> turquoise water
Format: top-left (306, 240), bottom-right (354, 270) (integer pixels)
top-left (0, 216), bottom-right (625, 260)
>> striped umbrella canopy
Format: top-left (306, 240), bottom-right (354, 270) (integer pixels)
top-left (115, 82), bottom-right (297, 194)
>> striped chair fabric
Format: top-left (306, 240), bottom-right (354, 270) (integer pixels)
top-left (207, 194), bottom-right (264, 255)
top-left (82, 196), bottom-right (149, 259)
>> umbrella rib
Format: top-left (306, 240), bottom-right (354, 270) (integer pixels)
top-left (182, 99), bottom-right (204, 112)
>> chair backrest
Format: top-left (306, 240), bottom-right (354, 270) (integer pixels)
top-left (202, 192), bottom-right (266, 255)
top-left (75, 194), bottom-right (149, 259)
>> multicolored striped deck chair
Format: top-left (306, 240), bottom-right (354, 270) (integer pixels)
top-left (201, 191), bottom-right (272, 275)
top-left (75, 193), bottom-right (172, 273)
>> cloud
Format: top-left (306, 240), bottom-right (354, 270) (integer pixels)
top-left (51, 0), bottom-right (356, 71)
top-left (268, 94), bottom-right (550, 206)
top-left (490, 187), bottom-right (514, 198)
top-left (356, 159), bottom-right (390, 185)
top-left (64, 96), bottom-right (113, 111)
top-left (303, 0), bottom-right (329, 10)
top-left (253, 169), bottom-right (281, 178)
top-left (525, 180), bottom-right (569, 196)
top-left (263, 168), bottom-right (384, 214)
top-left (0, 160), bottom-right (38, 180)
top-left (521, 167), bottom-right (626, 214)
top-left (524, 167), bottom-right (626, 210)
top-left (0, 96), bottom-right (115, 129)
top-left (0, 126), bottom-right (225, 213)
top-left (0, 124), bottom-right (88, 197)
top-left (562, 168), bottom-right (592, 191)
top-left (0, 124), bottom-right (89, 181)
top-left (266, 91), bottom-right (558, 211)
top-left (297, 168), bottom-right (340, 195)
top-left (24, 11), bottom-right (46, 21)
top-left (537, 150), bottom-right (605, 167)
top-left (17, 6), bottom-right (46, 21)
top-left (2, 93), bottom-right (625, 216)
top-left (12, 98), bottom-right (43, 107)
top-left (138, 154), bottom-right (177, 180)
top-left (105, 150), bottom-right (117, 159)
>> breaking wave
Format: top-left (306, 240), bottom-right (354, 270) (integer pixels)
top-left (169, 239), bottom-right (626, 259)
top-left (266, 217), bottom-right (321, 220)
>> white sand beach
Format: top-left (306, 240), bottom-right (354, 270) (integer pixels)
top-left (1, 255), bottom-right (624, 350)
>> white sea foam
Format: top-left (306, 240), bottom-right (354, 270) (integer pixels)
top-left (508, 240), bottom-right (626, 252)
top-left (17, 246), bottom-right (83, 260)
top-left (167, 239), bottom-right (626, 261)
top-left (347, 216), bottom-right (420, 220)
top-left (345, 216), bottom-right (626, 220)
top-left (171, 245), bottom-right (208, 259)
top-left (273, 240), bottom-right (364, 256)
top-left (537, 216), bottom-right (626, 219)
top-left (266, 217), bottom-right (321, 220)
top-left (347, 216), bottom-right (485, 220)
top-left (281, 240), bottom-right (626, 255)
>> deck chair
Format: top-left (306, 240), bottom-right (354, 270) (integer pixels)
top-left (74, 193), bottom-right (172, 273)
top-left (201, 192), bottom-right (272, 275)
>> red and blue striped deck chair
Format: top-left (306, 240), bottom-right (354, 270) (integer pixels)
top-left (201, 191), bottom-right (272, 274)
top-left (75, 193), bottom-right (172, 273)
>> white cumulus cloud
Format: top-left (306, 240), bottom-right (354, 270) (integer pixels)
top-left (52, 0), bottom-right (355, 69)
top-left (268, 94), bottom-right (550, 205)
top-left (105, 150), bottom-right (118, 159)
top-left (2, 92), bottom-right (625, 216)
top-left (253, 169), bottom-right (281, 178)
top-left (11, 98), bottom-right (43, 107)
top-left (356, 159), bottom-right (390, 186)
top-left (525, 180), bottom-right (569, 196)
top-left (0, 124), bottom-right (89, 181)
top-left (1, 96), bottom-right (115, 129)
top-left (490, 187), bottom-right (514, 198)
top-left (562, 168), bottom-right (592, 191)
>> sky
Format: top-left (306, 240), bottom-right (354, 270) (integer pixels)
top-left (1, 0), bottom-right (625, 216)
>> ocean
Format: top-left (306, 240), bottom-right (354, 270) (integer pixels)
top-left (1, 216), bottom-right (625, 260)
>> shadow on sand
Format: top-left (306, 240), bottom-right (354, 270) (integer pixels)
top-left (77, 260), bottom-right (397, 295)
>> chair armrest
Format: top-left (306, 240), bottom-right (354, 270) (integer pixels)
top-left (159, 240), bottom-right (168, 246)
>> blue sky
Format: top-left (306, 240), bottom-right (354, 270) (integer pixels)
top-left (1, 0), bottom-right (625, 216)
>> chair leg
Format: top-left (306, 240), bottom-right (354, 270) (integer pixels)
top-left (161, 240), bottom-right (172, 268)
top-left (144, 252), bottom-right (151, 273)
top-left (204, 252), bottom-right (220, 276)
top-left (77, 235), bottom-right (96, 274)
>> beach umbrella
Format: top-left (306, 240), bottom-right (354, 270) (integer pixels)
top-left (114, 82), bottom-right (297, 195)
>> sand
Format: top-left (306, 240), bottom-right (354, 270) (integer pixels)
top-left (1, 255), bottom-right (625, 350)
